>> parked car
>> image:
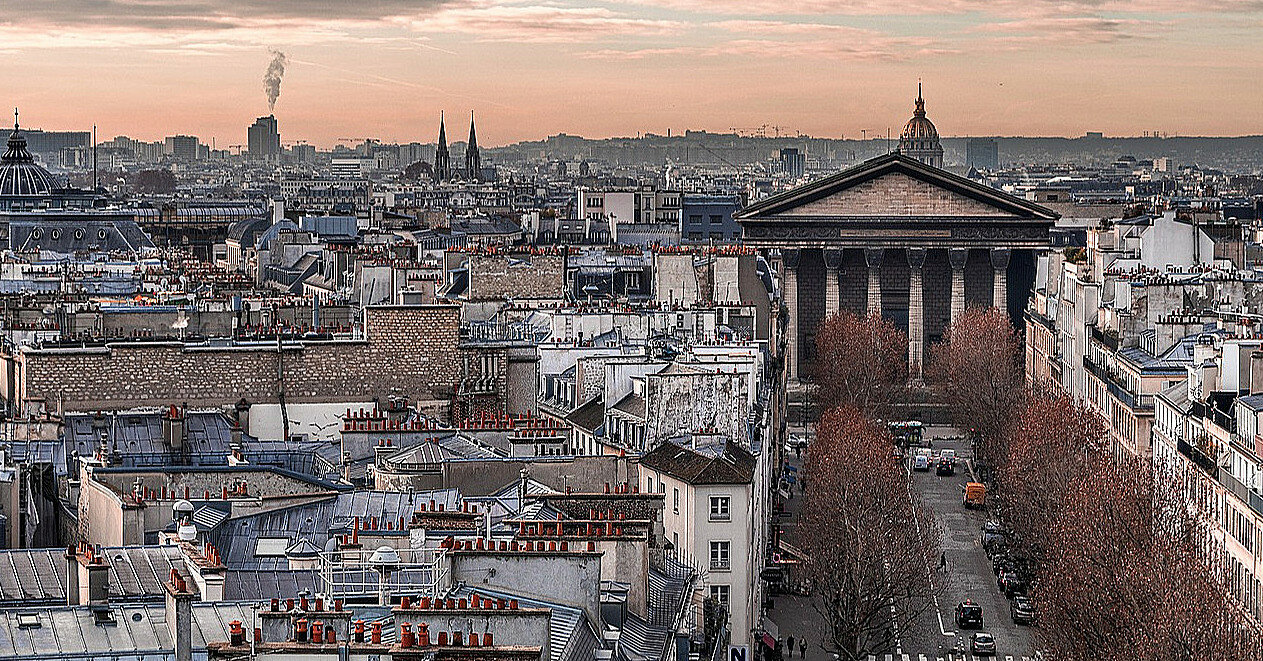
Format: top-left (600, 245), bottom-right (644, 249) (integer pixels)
top-left (1011, 596), bottom-right (1036, 625)
top-left (999, 570), bottom-right (1027, 597)
top-left (970, 632), bottom-right (997, 656)
top-left (954, 600), bottom-right (983, 628)
top-left (981, 525), bottom-right (1008, 552)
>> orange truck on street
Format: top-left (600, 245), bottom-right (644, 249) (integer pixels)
top-left (964, 482), bottom-right (986, 509)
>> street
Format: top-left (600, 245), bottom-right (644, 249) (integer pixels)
top-left (768, 425), bottom-right (1036, 661)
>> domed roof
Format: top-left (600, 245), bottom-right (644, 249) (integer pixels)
top-left (899, 86), bottom-right (939, 142)
top-left (0, 111), bottom-right (56, 197)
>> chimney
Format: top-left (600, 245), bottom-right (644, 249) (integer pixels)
top-left (64, 546), bottom-right (79, 606)
top-left (165, 569), bottom-right (196, 661)
top-left (1251, 351), bottom-right (1263, 396)
top-left (234, 398), bottom-right (251, 436)
top-left (70, 544), bottom-right (111, 608)
top-left (163, 405), bottom-right (187, 451)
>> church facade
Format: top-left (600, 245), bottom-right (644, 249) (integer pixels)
top-left (736, 152), bottom-right (1057, 380)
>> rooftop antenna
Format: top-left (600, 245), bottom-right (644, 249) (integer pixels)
top-left (92, 124), bottom-right (98, 190)
top-left (12, 107), bottom-right (17, 132)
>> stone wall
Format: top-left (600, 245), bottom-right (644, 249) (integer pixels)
top-left (467, 253), bottom-right (565, 301)
top-left (14, 305), bottom-right (462, 412)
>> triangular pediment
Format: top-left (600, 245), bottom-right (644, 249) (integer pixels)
top-left (735, 153), bottom-right (1059, 221)
top-left (779, 171), bottom-right (1010, 218)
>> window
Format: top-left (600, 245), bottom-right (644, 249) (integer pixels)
top-left (689, 214), bottom-right (703, 225)
top-left (672, 532), bottom-right (678, 549)
top-left (673, 488), bottom-right (680, 515)
top-left (709, 214), bottom-right (723, 225)
top-left (710, 541), bottom-right (730, 571)
top-left (254, 537), bottom-right (290, 557)
top-left (709, 496), bottom-right (731, 521)
top-left (709, 584), bottom-right (730, 605)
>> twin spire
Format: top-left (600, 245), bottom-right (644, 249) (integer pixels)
top-left (433, 110), bottom-right (481, 183)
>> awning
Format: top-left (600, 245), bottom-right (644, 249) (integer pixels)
top-left (762, 633), bottom-right (777, 649)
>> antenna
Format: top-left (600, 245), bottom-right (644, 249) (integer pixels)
top-left (92, 124), bottom-right (98, 190)
top-left (13, 107), bottom-right (17, 131)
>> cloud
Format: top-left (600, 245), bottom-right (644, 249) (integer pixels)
top-left (973, 16), bottom-right (1171, 45)
top-left (406, 4), bottom-right (686, 43)
top-left (584, 36), bottom-right (955, 61)
top-left (617, 0), bottom-right (1263, 15)
top-left (0, 0), bottom-right (460, 31)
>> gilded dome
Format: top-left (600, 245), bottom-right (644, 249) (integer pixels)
top-left (0, 119), bottom-right (56, 197)
top-left (900, 91), bottom-right (939, 142)
top-left (896, 84), bottom-right (944, 168)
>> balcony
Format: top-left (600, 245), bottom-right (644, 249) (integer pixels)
top-left (709, 559), bottom-right (731, 571)
top-left (1177, 438), bottom-right (1218, 475)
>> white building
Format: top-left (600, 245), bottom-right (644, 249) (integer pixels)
top-left (639, 439), bottom-right (769, 649)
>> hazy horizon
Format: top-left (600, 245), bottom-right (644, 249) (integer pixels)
top-left (4, 0), bottom-right (1263, 148)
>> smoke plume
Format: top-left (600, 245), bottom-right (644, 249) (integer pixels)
top-left (263, 49), bottom-right (287, 112)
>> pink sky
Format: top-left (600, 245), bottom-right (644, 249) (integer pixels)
top-left (2, 0), bottom-right (1261, 147)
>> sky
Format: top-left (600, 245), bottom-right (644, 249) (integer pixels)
top-left (1, 0), bottom-right (1262, 148)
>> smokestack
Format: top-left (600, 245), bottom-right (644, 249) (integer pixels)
top-left (263, 49), bottom-right (287, 112)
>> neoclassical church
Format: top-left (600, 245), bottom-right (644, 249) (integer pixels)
top-left (736, 89), bottom-right (1057, 380)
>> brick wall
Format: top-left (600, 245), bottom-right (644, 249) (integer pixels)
top-left (16, 305), bottom-right (462, 411)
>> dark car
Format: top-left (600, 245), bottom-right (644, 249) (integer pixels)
top-left (1011, 596), bottom-right (1036, 625)
top-left (936, 457), bottom-right (956, 476)
top-left (999, 570), bottom-right (1027, 597)
top-left (954, 600), bottom-right (983, 628)
top-left (970, 632), bottom-right (997, 656)
top-left (981, 522), bottom-right (1010, 550)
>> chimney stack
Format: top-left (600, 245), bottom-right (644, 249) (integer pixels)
top-left (165, 569), bottom-right (196, 661)
top-left (1250, 351), bottom-right (1263, 396)
top-left (163, 405), bottom-right (187, 451)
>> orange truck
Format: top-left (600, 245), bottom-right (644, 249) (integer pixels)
top-left (964, 482), bottom-right (986, 509)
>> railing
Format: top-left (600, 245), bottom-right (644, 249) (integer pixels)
top-left (317, 547), bottom-right (450, 601)
top-left (1177, 438), bottom-right (1219, 475)
top-left (710, 559), bottom-right (731, 571)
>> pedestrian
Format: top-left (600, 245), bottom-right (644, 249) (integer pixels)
top-left (939, 552), bottom-right (947, 570)
top-left (794, 444), bottom-right (801, 459)
top-left (786, 635), bottom-right (795, 658)
top-left (799, 639), bottom-right (806, 658)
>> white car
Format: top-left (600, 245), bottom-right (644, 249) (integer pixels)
top-left (912, 453), bottom-right (931, 471)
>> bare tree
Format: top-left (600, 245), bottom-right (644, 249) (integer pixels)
top-left (799, 406), bottom-right (940, 660)
top-left (813, 311), bottom-right (908, 420)
top-left (995, 395), bottom-right (1108, 561)
top-left (926, 306), bottom-right (1025, 466)
top-left (995, 395), bottom-right (1263, 660)
top-left (1036, 459), bottom-right (1263, 661)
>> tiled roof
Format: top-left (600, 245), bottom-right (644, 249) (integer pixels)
top-left (640, 441), bottom-right (755, 485)
top-left (566, 397), bottom-right (605, 434)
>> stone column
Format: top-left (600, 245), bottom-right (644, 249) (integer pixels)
top-left (949, 248), bottom-right (968, 325)
top-left (782, 249), bottom-right (800, 382)
top-left (824, 249), bottom-right (842, 318)
top-left (991, 248), bottom-right (1011, 313)
top-left (907, 248), bottom-right (927, 380)
top-left (864, 248), bottom-right (884, 317)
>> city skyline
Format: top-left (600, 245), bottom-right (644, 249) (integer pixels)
top-left (2, 0), bottom-right (1262, 146)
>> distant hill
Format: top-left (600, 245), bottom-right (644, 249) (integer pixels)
top-left (486, 131), bottom-right (1263, 173)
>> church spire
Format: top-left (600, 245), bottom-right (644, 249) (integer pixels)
top-left (434, 111), bottom-right (450, 183)
top-left (914, 81), bottom-right (925, 117)
top-left (465, 110), bottom-right (482, 182)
